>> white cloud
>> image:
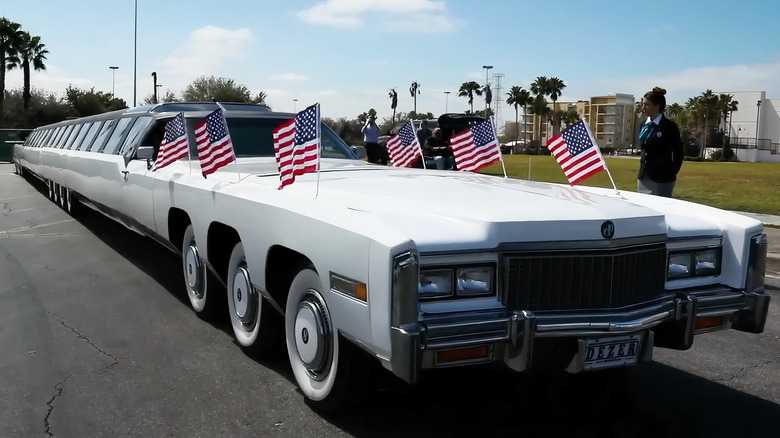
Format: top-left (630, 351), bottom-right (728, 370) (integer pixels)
top-left (296, 0), bottom-right (459, 33)
top-left (160, 26), bottom-right (254, 81)
top-left (561, 61), bottom-right (780, 105)
top-left (268, 73), bottom-right (309, 81)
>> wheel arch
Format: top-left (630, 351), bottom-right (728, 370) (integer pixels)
top-left (167, 208), bottom-right (191, 250)
top-left (266, 245), bottom-right (315, 316)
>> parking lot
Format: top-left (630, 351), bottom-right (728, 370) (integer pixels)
top-left (1, 163), bottom-right (779, 437)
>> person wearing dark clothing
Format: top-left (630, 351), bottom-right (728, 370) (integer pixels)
top-left (417, 120), bottom-right (432, 149)
top-left (637, 87), bottom-right (683, 197)
top-left (424, 128), bottom-right (455, 170)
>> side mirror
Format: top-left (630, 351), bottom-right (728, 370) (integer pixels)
top-left (136, 146), bottom-right (155, 170)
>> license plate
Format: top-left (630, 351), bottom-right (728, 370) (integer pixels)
top-left (584, 334), bottom-right (642, 371)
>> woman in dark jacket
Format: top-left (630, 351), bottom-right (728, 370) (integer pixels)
top-left (637, 87), bottom-right (684, 197)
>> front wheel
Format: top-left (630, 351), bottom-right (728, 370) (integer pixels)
top-left (285, 268), bottom-right (374, 411)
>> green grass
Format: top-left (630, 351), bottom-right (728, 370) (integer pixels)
top-left (481, 155), bottom-right (780, 216)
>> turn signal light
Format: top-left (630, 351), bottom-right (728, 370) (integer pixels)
top-left (436, 345), bottom-right (492, 365)
top-left (695, 316), bottom-right (724, 331)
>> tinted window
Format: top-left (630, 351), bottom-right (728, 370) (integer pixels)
top-left (101, 117), bottom-right (134, 154)
top-left (80, 121), bottom-right (105, 151)
top-left (70, 123), bottom-right (91, 150)
top-left (49, 127), bottom-right (65, 147)
top-left (119, 116), bottom-right (153, 157)
top-left (63, 124), bottom-right (82, 149)
top-left (89, 119), bottom-right (117, 152)
top-left (57, 125), bottom-right (74, 148)
top-left (182, 117), bottom-right (355, 159)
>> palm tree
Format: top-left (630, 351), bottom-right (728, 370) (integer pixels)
top-left (530, 76), bottom-right (550, 141)
top-left (8, 32), bottom-right (48, 111)
top-left (528, 94), bottom-right (550, 150)
top-left (727, 100), bottom-right (739, 140)
top-left (666, 103), bottom-right (683, 119)
top-left (0, 18), bottom-right (24, 119)
top-left (458, 81), bottom-right (482, 114)
top-left (506, 86), bottom-right (531, 145)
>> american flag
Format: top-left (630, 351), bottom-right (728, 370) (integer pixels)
top-left (195, 109), bottom-right (235, 178)
top-left (154, 113), bottom-right (189, 170)
top-left (547, 121), bottom-right (606, 186)
top-left (450, 120), bottom-right (501, 172)
top-left (386, 120), bottom-right (421, 167)
top-left (273, 103), bottom-right (320, 189)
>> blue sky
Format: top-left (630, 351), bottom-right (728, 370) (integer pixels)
top-left (4, 0), bottom-right (780, 125)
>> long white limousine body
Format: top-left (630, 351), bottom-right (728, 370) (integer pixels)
top-left (13, 102), bottom-right (770, 408)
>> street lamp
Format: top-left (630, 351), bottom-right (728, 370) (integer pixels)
top-left (756, 100), bottom-right (761, 145)
top-left (109, 66), bottom-right (119, 96)
top-left (134, 0), bottom-right (137, 107)
top-left (482, 65), bottom-right (493, 114)
top-left (293, 98), bottom-right (298, 112)
top-left (443, 91), bottom-right (450, 113)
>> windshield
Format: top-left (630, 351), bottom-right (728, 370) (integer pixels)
top-left (184, 116), bottom-right (358, 160)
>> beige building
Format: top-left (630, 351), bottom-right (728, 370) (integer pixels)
top-left (504, 93), bottom-right (637, 151)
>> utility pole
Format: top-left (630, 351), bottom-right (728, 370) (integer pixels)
top-left (151, 72), bottom-right (158, 104)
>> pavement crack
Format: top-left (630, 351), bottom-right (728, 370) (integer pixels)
top-left (48, 312), bottom-right (120, 370)
top-left (716, 356), bottom-right (780, 383)
top-left (44, 375), bottom-right (71, 438)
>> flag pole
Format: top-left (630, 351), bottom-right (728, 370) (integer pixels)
top-left (491, 120), bottom-right (507, 178)
top-left (315, 103), bottom-right (321, 199)
top-left (417, 121), bottom-right (427, 169)
top-left (583, 120), bottom-right (620, 195)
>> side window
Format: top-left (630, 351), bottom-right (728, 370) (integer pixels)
top-left (88, 119), bottom-right (117, 152)
top-left (100, 117), bottom-right (135, 154)
top-left (57, 125), bottom-right (74, 148)
top-left (63, 124), bottom-right (83, 150)
top-left (49, 127), bottom-right (64, 147)
top-left (78, 121), bottom-right (104, 151)
top-left (119, 116), bottom-right (153, 157)
top-left (70, 123), bottom-right (91, 150)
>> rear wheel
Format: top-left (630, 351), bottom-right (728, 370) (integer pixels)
top-left (227, 242), bottom-right (279, 353)
top-left (182, 224), bottom-right (218, 317)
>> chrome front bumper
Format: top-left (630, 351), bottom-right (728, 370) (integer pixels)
top-left (389, 286), bottom-right (770, 384)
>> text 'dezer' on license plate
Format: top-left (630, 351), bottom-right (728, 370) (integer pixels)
top-left (584, 333), bottom-right (643, 371)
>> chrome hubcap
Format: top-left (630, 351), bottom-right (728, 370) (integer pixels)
top-left (232, 264), bottom-right (256, 327)
top-left (294, 294), bottom-right (331, 379)
top-left (185, 243), bottom-right (204, 297)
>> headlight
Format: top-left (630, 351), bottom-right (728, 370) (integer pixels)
top-left (419, 265), bottom-right (495, 300)
top-left (667, 247), bottom-right (721, 280)
top-left (456, 266), bottom-right (493, 296)
top-left (419, 269), bottom-right (453, 299)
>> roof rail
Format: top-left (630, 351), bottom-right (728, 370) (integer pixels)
top-left (125, 102), bottom-right (271, 114)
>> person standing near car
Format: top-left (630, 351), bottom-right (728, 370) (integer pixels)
top-left (417, 120), bottom-right (432, 148)
top-left (362, 115), bottom-right (386, 164)
top-left (637, 87), bottom-right (683, 197)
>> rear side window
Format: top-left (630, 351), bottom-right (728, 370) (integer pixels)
top-left (89, 119), bottom-right (117, 152)
top-left (57, 125), bottom-right (74, 149)
top-left (80, 121), bottom-right (105, 151)
top-left (119, 116), bottom-right (153, 157)
top-left (70, 123), bottom-right (91, 150)
top-left (101, 118), bottom-right (135, 154)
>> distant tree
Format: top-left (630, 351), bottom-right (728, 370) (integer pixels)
top-left (65, 86), bottom-right (123, 117)
top-left (0, 18), bottom-right (24, 119)
top-left (7, 32), bottom-right (48, 111)
top-left (546, 77), bottom-right (566, 135)
top-left (181, 75), bottom-right (267, 104)
top-left (142, 89), bottom-right (177, 105)
top-left (530, 76), bottom-right (549, 142)
top-left (458, 81), bottom-right (482, 113)
top-left (2, 86), bottom-right (69, 128)
top-left (506, 86), bottom-right (532, 144)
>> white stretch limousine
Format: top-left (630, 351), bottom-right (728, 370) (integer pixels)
top-left (13, 102), bottom-right (770, 409)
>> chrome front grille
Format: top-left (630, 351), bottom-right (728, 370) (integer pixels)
top-left (504, 244), bottom-right (666, 311)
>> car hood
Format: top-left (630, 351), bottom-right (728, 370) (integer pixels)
top-left (227, 159), bottom-right (670, 252)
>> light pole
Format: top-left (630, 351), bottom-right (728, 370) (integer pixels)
top-left (482, 65), bottom-right (493, 115)
top-left (444, 91), bottom-right (450, 113)
top-left (109, 66), bottom-right (119, 96)
top-left (293, 98), bottom-right (298, 112)
top-left (756, 100), bottom-right (761, 146)
top-left (134, 0), bottom-right (137, 107)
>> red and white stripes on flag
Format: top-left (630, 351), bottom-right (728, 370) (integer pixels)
top-left (386, 120), bottom-right (421, 167)
top-left (195, 109), bottom-right (236, 178)
top-left (273, 103), bottom-right (320, 189)
top-left (547, 120), bottom-right (606, 186)
top-left (450, 120), bottom-right (502, 172)
top-left (154, 112), bottom-right (189, 170)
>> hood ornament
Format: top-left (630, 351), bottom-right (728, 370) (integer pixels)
top-left (601, 221), bottom-right (615, 239)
